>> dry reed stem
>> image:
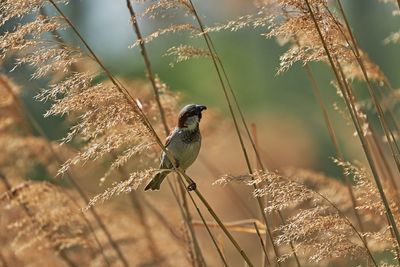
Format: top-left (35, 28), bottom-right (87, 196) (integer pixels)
top-left (304, 0), bottom-right (400, 252)
top-left (178, 178), bottom-right (228, 267)
top-left (254, 222), bottom-right (271, 266)
top-left (124, 2), bottom-right (213, 266)
top-left (0, 74), bottom-right (129, 267)
top-left (330, 0), bottom-right (400, 173)
top-left (0, 174), bottom-right (78, 267)
top-left (302, 64), bottom-right (367, 237)
top-left (186, 1), bottom-right (282, 265)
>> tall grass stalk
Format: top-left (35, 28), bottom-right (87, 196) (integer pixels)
top-left (48, 3), bottom-right (254, 264)
top-left (331, 0), bottom-right (400, 172)
top-left (186, 1), bottom-right (282, 264)
top-left (303, 65), bottom-right (366, 235)
top-left (124, 1), bottom-right (218, 265)
top-left (178, 178), bottom-right (229, 267)
top-left (0, 173), bottom-right (79, 267)
top-left (0, 76), bottom-right (129, 267)
top-left (166, 178), bottom-right (203, 266)
top-left (304, 0), bottom-right (400, 249)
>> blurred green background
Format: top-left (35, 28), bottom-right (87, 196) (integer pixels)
top-left (1, 0), bottom-right (399, 177)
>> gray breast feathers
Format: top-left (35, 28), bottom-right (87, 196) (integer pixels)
top-left (162, 128), bottom-right (202, 170)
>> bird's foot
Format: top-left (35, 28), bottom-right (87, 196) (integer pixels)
top-left (187, 182), bottom-right (197, 191)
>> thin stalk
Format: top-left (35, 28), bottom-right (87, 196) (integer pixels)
top-left (125, 0), bottom-right (169, 136)
top-left (331, 1), bottom-right (400, 172)
top-left (303, 65), bottom-right (366, 236)
top-left (253, 222), bottom-right (271, 267)
top-left (178, 178), bottom-right (207, 267)
top-left (0, 76), bottom-right (128, 267)
top-left (124, 2), bottom-right (207, 265)
top-left (178, 178), bottom-right (229, 267)
top-left (167, 179), bottom-right (198, 266)
top-left (49, 2), bottom-right (253, 265)
top-left (186, 1), bottom-right (280, 264)
top-left (304, 0), bottom-right (400, 250)
top-left (0, 174), bottom-right (78, 267)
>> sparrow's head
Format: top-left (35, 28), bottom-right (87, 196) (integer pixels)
top-left (178, 104), bottom-right (207, 129)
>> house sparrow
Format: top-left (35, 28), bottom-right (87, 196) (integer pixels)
top-left (145, 104), bottom-right (207, 191)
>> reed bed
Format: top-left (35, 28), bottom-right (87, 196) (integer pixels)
top-left (0, 0), bottom-right (399, 266)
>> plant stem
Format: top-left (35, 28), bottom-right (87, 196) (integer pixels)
top-left (125, 0), bottom-right (169, 136)
top-left (49, 1), bottom-right (253, 265)
top-left (304, 0), bottom-right (400, 251)
top-left (303, 64), bottom-right (366, 236)
top-left (0, 75), bottom-right (127, 267)
top-left (124, 1), bottom-right (207, 265)
top-left (179, 178), bottom-right (228, 267)
top-left (332, 0), bottom-right (400, 173)
top-left (254, 222), bottom-right (271, 267)
top-left (186, 1), bottom-right (280, 264)
top-left (0, 174), bottom-right (79, 267)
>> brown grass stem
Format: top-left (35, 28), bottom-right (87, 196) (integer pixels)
top-left (254, 222), bottom-right (271, 267)
top-left (186, 1), bottom-right (281, 264)
top-left (178, 178), bottom-right (228, 267)
top-left (0, 174), bottom-right (79, 267)
top-left (125, 0), bottom-right (169, 136)
top-left (124, 2), bottom-right (209, 265)
top-left (0, 75), bottom-right (129, 267)
top-left (166, 179), bottom-right (198, 266)
top-left (304, 0), bottom-right (400, 251)
top-left (48, 2), bottom-right (254, 265)
top-left (330, 1), bottom-right (400, 173)
top-left (303, 65), bottom-right (366, 236)
top-left (177, 178), bottom-right (207, 267)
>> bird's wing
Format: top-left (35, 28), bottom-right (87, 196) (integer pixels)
top-left (164, 127), bottom-right (178, 148)
top-left (159, 128), bottom-right (177, 169)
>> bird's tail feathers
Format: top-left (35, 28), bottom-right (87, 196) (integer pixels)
top-left (144, 170), bottom-right (170, 191)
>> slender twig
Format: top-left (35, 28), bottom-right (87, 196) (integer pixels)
top-left (125, 0), bottom-right (169, 136)
top-left (303, 64), bottom-right (366, 236)
top-left (49, 2), bottom-right (253, 265)
top-left (0, 75), bottom-right (128, 267)
top-left (330, 1), bottom-right (400, 172)
top-left (186, 1), bottom-right (280, 264)
top-left (304, 0), bottom-right (400, 250)
top-left (177, 178), bottom-right (207, 267)
top-left (254, 222), bottom-right (271, 267)
top-left (178, 178), bottom-right (228, 267)
top-left (124, 2), bottom-right (209, 265)
top-left (0, 174), bottom-right (78, 267)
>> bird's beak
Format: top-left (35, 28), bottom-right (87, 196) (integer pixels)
top-left (196, 105), bottom-right (207, 111)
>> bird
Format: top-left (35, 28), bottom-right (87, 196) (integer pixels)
top-left (145, 104), bottom-right (207, 191)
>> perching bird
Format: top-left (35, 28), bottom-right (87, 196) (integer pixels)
top-left (145, 104), bottom-right (207, 191)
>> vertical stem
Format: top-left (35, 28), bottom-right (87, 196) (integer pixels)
top-left (124, 1), bottom-right (206, 265)
top-left (0, 174), bottom-right (78, 267)
top-left (186, 1), bottom-right (280, 264)
top-left (304, 0), bottom-right (400, 250)
top-left (178, 178), bottom-right (228, 267)
top-left (49, 2), bottom-right (253, 264)
top-left (254, 222), bottom-right (270, 267)
top-left (303, 65), bottom-right (366, 236)
top-left (333, 0), bottom-right (400, 173)
top-left (126, 0), bottom-right (169, 136)
top-left (0, 76), bottom-right (129, 267)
